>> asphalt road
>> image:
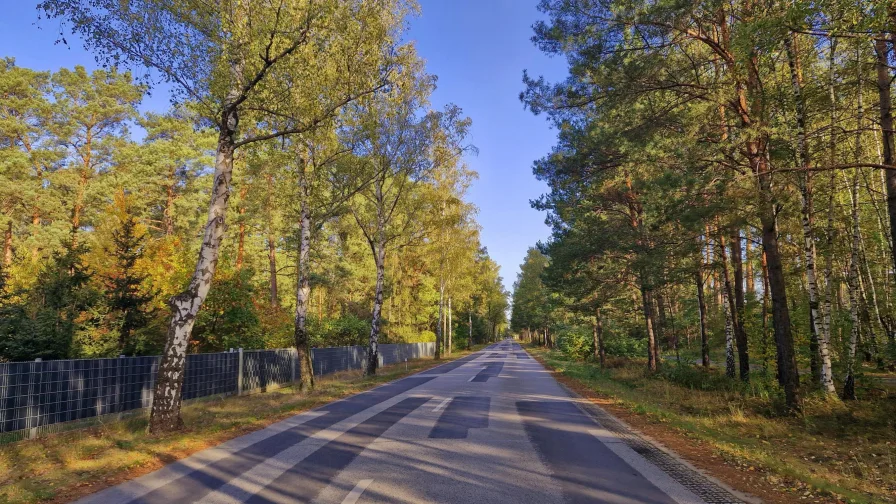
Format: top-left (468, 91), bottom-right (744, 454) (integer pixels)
top-left (75, 340), bottom-right (746, 504)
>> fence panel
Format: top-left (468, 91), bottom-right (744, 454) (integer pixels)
top-left (0, 342), bottom-right (436, 439)
top-left (183, 352), bottom-right (238, 400)
top-left (242, 349), bottom-right (294, 393)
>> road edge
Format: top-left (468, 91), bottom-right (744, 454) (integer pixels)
top-left (527, 347), bottom-right (762, 504)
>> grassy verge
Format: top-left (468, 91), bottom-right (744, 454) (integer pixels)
top-left (0, 347), bottom-right (479, 504)
top-left (530, 347), bottom-right (896, 504)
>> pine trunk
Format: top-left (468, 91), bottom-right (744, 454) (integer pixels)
top-left (641, 285), bottom-right (658, 372)
top-left (758, 154), bottom-right (801, 411)
top-left (744, 230), bottom-right (754, 296)
top-left (695, 266), bottom-right (710, 369)
top-left (594, 305), bottom-right (606, 367)
top-left (730, 231), bottom-right (750, 381)
top-left (874, 32), bottom-right (896, 277)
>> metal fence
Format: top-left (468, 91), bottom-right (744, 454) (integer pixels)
top-left (0, 342), bottom-right (435, 441)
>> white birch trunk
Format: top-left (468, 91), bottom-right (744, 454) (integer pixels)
top-left (436, 283), bottom-right (444, 359)
top-left (844, 167), bottom-right (862, 400)
top-left (294, 171), bottom-right (314, 390)
top-left (149, 106), bottom-right (238, 433)
top-left (723, 286), bottom-right (736, 379)
top-left (448, 296), bottom-right (452, 355)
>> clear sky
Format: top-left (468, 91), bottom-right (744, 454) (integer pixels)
top-left (0, 1), bottom-right (567, 293)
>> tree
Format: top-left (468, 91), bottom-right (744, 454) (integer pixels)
top-left (41, 0), bottom-right (412, 432)
top-left (103, 192), bottom-right (155, 356)
top-left (348, 61), bottom-right (446, 374)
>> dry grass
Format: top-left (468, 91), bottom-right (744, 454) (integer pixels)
top-left (533, 348), bottom-right (896, 504)
top-left (0, 349), bottom-right (478, 504)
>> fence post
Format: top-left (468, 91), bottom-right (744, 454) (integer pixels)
top-left (116, 355), bottom-right (125, 419)
top-left (27, 359), bottom-right (42, 440)
top-left (237, 348), bottom-right (244, 395)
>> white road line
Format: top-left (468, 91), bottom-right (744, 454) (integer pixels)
top-left (432, 397), bottom-right (451, 413)
top-left (341, 479), bottom-right (374, 504)
top-left (468, 375), bottom-right (478, 382)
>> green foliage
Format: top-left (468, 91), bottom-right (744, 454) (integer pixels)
top-left (0, 2), bottom-right (509, 365)
top-left (192, 269), bottom-right (263, 352)
top-left (102, 194), bottom-right (156, 355)
top-left (308, 314), bottom-right (371, 347)
top-left (603, 335), bottom-right (647, 359)
top-left (0, 238), bottom-right (97, 361)
top-left (555, 324), bottom-right (591, 359)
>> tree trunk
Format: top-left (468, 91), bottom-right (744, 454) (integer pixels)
top-left (718, 234), bottom-right (737, 379)
top-left (734, 0), bottom-right (799, 411)
top-left (594, 305), bottom-right (606, 367)
top-left (268, 233), bottom-right (279, 307)
top-left (71, 168), bottom-right (88, 248)
top-left (149, 107), bottom-right (238, 434)
top-left (695, 267), bottom-right (709, 369)
top-left (448, 296), bottom-right (452, 355)
top-left (730, 231), bottom-right (750, 381)
top-left (744, 229), bottom-right (754, 296)
top-left (844, 167), bottom-right (862, 400)
top-left (823, 33), bottom-right (838, 371)
top-left (641, 285), bottom-right (658, 372)
top-left (294, 182), bottom-right (314, 391)
top-left (723, 284), bottom-right (736, 379)
top-left (874, 32), bottom-right (896, 276)
top-left (468, 309), bottom-right (473, 349)
top-left (367, 239), bottom-right (386, 375)
top-left (761, 249), bottom-right (771, 370)
top-left (786, 33), bottom-right (826, 388)
top-left (759, 203), bottom-right (800, 411)
top-left (655, 289), bottom-right (668, 351)
top-left (436, 284), bottom-right (444, 360)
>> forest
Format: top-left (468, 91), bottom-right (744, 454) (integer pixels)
top-left (510, 1), bottom-right (896, 498)
top-left (512, 0), bottom-right (896, 410)
top-left (0, 0), bottom-right (508, 433)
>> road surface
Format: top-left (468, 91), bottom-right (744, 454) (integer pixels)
top-left (76, 340), bottom-right (748, 504)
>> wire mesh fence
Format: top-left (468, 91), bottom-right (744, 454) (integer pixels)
top-left (0, 342), bottom-right (435, 442)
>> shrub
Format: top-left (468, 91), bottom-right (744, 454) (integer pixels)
top-left (604, 335), bottom-right (647, 358)
top-left (556, 325), bottom-right (592, 359)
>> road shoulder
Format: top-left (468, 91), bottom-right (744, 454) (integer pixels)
top-left (529, 350), bottom-right (764, 504)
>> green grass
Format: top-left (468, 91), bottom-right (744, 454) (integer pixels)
top-left (0, 348), bottom-right (481, 504)
top-left (533, 348), bottom-right (896, 504)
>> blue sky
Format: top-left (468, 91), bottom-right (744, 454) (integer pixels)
top-left (0, 1), bottom-right (567, 293)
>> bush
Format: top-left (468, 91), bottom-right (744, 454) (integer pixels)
top-left (308, 314), bottom-right (370, 347)
top-left (556, 325), bottom-right (592, 359)
top-left (604, 335), bottom-right (647, 358)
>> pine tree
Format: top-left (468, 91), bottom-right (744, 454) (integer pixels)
top-left (104, 194), bottom-right (154, 356)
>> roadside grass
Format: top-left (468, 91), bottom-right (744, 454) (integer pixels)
top-left (531, 347), bottom-right (896, 504)
top-left (0, 347), bottom-right (480, 504)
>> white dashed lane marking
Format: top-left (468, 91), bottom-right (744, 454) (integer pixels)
top-left (432, 398), bottom-right (451, 412)
top-left (341, 479), bottom-right (374, 504)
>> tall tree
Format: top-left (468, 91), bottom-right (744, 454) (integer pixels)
top-left (41, 0), bottom-right (412, 432)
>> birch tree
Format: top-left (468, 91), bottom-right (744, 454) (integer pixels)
top-left (40, 0), bottom-right (412, 432)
